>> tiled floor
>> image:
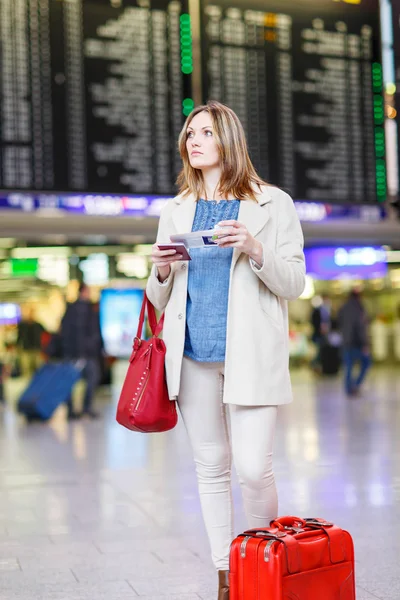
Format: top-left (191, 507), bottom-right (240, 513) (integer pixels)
top-left (0, 364), bottom-right (399, 599)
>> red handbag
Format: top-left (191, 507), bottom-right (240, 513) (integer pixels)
top-left (116, 292), bottom-right (178, 433)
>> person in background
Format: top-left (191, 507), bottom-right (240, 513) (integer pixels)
top-left (0, 361), bottom-right (5, 405)
top-left (92, 302), bottom-right (110, 387)
top-left (338, 290), bottom-right (371, 396)
top-left (0, 328), bottom-right (6, 403)
top-left (394, 305), bottom-right (400, 363)
top-left (60, 283), bottom-right (102, 419)
top-left (310, 294), bottom-right (332, 372)
top-left (17, 308), bottom-right (45, 377)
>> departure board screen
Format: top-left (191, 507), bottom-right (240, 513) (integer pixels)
top-left (393, 1), bottom-right (400, 193)
top-left (393, 2), bottom-right (400, 84)
top-left (201, 0), bottom-right (385, 204)
top-left (0, 0), bottom-right (190, 194)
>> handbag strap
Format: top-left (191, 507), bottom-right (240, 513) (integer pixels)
top-left (136, 292), bottom-right (164, 339)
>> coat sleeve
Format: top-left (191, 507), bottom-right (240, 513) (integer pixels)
top-left (146, 203), bottom-right (177, 313)
top-left (250, 192), bottom-right (306, 301)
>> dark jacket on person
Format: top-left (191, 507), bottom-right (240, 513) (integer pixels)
top-left (61, 300), bottom-right (102, 360)
top-left (338, 296), bottom-right (369, 349)
top-left (17, 321), bottom-right (44, 351)
top-left (311, 304), bottom-right (331, 342)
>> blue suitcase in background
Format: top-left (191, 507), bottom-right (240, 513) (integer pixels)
top-left (18, 363), bottom-right (82, 421)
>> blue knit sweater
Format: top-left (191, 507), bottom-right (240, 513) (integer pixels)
top-left (184, 199), bottom-right (240, 362)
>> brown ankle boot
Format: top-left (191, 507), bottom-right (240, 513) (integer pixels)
top-left (218, 570), bottom-right (230, 600)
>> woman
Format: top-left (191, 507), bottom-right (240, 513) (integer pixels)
top-left (146, 101), bottom-right (305, 599)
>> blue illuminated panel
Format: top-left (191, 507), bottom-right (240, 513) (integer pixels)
top-left (0, 193), bottom-right (386, 222)
top-left (100, 288), bottom-right (144, 358)
top-left (0, 303), bottom-right (21, 326)
top-left (305, 246), bottom-right (388, 280)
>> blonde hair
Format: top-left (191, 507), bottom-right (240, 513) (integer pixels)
top-left (177, 100), bottom-right (267, 201)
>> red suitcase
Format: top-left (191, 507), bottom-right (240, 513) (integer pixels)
top-left (230, 516), bottom-right (355, 600)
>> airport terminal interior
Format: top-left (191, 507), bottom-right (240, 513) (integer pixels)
top-left (1, 0), bottom-right (400, 598)
top-left (0, 366), bottom-right (399, 600)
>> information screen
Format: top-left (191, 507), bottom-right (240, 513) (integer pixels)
top-left (392, 1), bottom-right (400, 195)
top-left (0, 0), bottom-right (190, 194)
top-left (100, 288), bottom-right (144, 358)
top-left (201, 0), bottom-right (385, 204)
top-left (0, 303), bottom-right (21, 326)
top-left (304, 245), bottom-right (387, 280)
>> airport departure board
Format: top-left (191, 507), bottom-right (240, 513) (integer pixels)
top-left (201, 0), bottom-right (385, 203)
top-left (393, 1), bottom-right (400, 84)
top-left (393, 0), bottom-right (400, 196)
top-left (0, 0), bottom-right (386, 203)
top-left (0, 0), bottom-right (190, 194)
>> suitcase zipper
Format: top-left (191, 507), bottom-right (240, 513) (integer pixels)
top-left (241, 535), bottom-right (277, 562)
top-left (240, 536), bottom-right (251, 558)
top-left (264, 539), bottom-right (277, 563)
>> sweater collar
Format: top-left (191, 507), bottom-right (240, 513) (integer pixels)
top-left (173, 186), bottom-right (272, 206)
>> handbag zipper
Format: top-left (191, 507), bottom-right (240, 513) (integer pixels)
top-left (133, 345), bottom-right (152, 413)
top-left (134, 369), bottom-right (150, 412)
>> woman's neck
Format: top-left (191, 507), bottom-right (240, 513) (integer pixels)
top-left (202, 167), bottom-right (235, 201)
top-left (202, 167), bottom-right (221, 200)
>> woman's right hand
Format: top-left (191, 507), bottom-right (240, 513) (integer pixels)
top-left (151, 244), bottom-right (183, 282)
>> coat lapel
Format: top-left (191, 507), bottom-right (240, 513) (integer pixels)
top-left (231, 188), bottom-right (272, 269)
top-left (171, 193), bottom-right (197, 234)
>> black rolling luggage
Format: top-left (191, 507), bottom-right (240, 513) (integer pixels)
top-left (320, 331), bottom-right (342, 376)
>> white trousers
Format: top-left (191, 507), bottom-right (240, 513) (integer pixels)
top-left (178, 357), bottom-right (278, 570)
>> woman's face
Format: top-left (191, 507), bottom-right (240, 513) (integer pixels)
top-left (186, 111), bottom-right (220, 171)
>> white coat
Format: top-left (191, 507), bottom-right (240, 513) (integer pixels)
top-left (146, 185), bottom-right (306, 406)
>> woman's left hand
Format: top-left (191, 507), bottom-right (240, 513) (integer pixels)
top-left (215, 220), bottom-right (264, 266)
